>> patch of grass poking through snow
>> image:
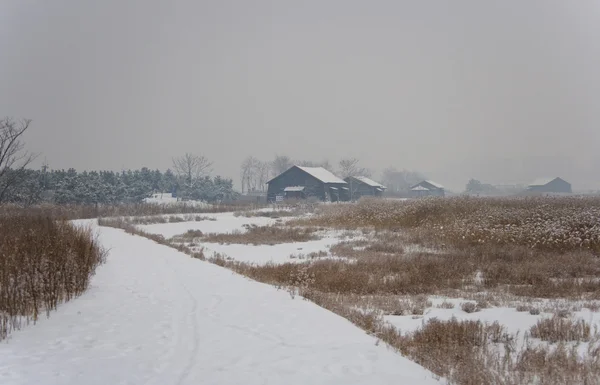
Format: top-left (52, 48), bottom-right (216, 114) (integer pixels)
top-left (530, 315), bottom-right (592, 343)
top-left (201, 225), bottom-right (320, 245)
top-left (461, 302), bottom-right (479, 313)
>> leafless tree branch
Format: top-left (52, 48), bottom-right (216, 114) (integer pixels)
top-left (0, 118), bottom-right (38, 202)
top-left (172, 153), bottom-right (213, 188)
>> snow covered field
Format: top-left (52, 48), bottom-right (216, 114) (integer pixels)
top-left (386, 298), bottom-right (600, 337)
top-left (135, 212), bottom-right (353, 265)
top-left (137, 212), bottom-right (280, 238)
top-left (0, 223), bottom-right (440, 385)
top-left (5, 205), bottom-right (600, 384)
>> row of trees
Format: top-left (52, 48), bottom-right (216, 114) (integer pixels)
top-left (2, 166), bottom-right (237, 205)
top-left (0, 118), bottom-right (236, 205)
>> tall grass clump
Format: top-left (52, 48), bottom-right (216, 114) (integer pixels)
top-left (0, 214), bottom-right (105, 340)
top-left (297, 196), bottom-right (600, 253)
top-left (530, 315), bottom-right (592, 343)
top-left (0, 201), bottom-right (265, 220)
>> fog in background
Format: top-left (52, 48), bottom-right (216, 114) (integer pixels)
top-left (1, 1), bottom-right (599, 191)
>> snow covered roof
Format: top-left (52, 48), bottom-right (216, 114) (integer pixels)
top-left (411, 186), bottom-right (430, 191)
top-left (351, 176), bottom-right (386, 189)
top-left (528, 177), bottom-right (560, 187)
top-left (296, 166), bottom-right (347, 184)
top-left (424, 180), bottom-right (444, 189)
top-left (284, 186), bottom-right (305, 192)
top-left (410, 180), bottom-right (444, 190)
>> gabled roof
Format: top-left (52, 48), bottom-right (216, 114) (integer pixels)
top-left (295, 166), bottom-right (347, 184)
top-left (528, 177), bottom-right (566, 187)
top-left (267, 165), bottom-right (347, 185)
top-left (411, 180), bottom-right (444, 190)
top-left (424, 180), bottom-right (444, 189)
top-left (411, 185), bottom-right (430, 191)
top-left (348, 176), bottom-right (386, 189)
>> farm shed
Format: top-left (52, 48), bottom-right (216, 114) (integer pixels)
top-left (527, 177), bottom-right (572, 194)
top-left (344, 176), bottom-right (386, 200)
top-left (267, 166), bottom-right (348, 202)
top-left (409, 180), bottom-right (445, 197)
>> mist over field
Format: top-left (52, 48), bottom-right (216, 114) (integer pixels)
top-left (1, 1), bottom-right (599, 192)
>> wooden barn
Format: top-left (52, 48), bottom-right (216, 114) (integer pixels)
top-left (266, 166), bottom-right (348, 202)
top-left (527, 177), bottom-right (572, 194)
top-left (410, 180), bottom-right (445, 197)
top-left (344, 176), bottom-right (386, 200)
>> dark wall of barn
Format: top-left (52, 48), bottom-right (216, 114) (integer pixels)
top-left (267, 167), bottom-right (326, 202)
top-left (529, 179), bottom-right (572, 193)
top-left (345, 179), bottom-right (379, 199)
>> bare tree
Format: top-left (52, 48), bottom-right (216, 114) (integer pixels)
top-left (382, 167), bottom-right (425, 193)
top-left (172, 153), bottom-right (212, 191)
top-left (0, 118), bottom-right (37, 202)
top-left (271, 154), bottom-right (292, 175)
top-left (338, 157), bottom-right (370, 178)
top-left (240, 156), bottom-right (260, 193)
top-left (256, 161), bottom-right (271, 192)
top-left (296, 159), bottom-right (334, 171)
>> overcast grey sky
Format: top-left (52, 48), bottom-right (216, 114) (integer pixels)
top-left (1, 1), bottom-right (599, 191)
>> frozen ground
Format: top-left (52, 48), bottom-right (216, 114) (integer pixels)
top-left (386, 303), bottom-right (600, 336)
top-left (196, 231), bottom-right (355, 264)
top-left (139, 211), bottom-right (355, 265)
top-left (137, 212), bottom-right (279, 238)
top-left (140, 211), bottom-right (600, 352)
top-left (0, 224), bottom-right (440, 385)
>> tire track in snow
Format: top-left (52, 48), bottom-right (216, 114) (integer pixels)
top-left (172, 272), bottom-right (201, 385)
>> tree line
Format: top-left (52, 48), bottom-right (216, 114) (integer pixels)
top-left (1, 165), bottom-right (237, 206)
top-left (0, 118), bottom-right (236, 205)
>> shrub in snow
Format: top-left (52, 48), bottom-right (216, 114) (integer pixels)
top-left (461, 302), bottom-right (479, 313)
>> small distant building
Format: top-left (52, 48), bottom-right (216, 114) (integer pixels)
top-left (143, 192), bottom-right (178, 204)
top-left (344, 176), bottom-right (386, 199)
top-left (527, 177), bottom-right (572, 194)
top-left (266, 166), bottom-right (348, 202)
top-left (410, 180), bottom-right (445, 197)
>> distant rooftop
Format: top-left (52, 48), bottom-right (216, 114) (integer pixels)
top-left (350, 176), bottom-right (386, 189)
top-left (528, 177), bottom-right (563, 187)
top-left (295, 166), bottom-right (347, 184)
top-left (424, 180), bottom-right (444, 189)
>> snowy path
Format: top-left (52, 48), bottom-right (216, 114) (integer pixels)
top-left (0, 226), bottom-right (439, 385)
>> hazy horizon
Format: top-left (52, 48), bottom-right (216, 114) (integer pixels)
top-left (1, 1), bottom-right (599, 191)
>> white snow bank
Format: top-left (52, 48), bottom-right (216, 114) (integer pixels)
top-left (385, 302), bottom-right (600, 337)
top-left (0, 225), bottom-right (440, 385)
top-left (137, 212), bottom-right (279, 238)
top-left (199, 233), bottom-right (346, 265)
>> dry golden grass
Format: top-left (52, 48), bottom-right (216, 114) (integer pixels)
top-left (295, 196), bottom-right (600, 253)
top-left (0, 214), bottom-right (106, 340)
top-left (202, 225), bottom-right (320, 245)
top-left (0, 202), bottom-right (263, 220)
top-left (530, 315), bottom-right (592, 343)
top-left (234, 209), bottom-right (303, 219)
top-left (122, 214), bottom-right (217, 225)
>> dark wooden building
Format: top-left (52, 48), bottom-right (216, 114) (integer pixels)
top-left (267, 166), bottom-right (349, 202)
top-left (344, 176), bottom-right (386, 200)
top-left (410, 180), bottom-right (445, 197)
top-left (527, 177), bottom-right (572, 194)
